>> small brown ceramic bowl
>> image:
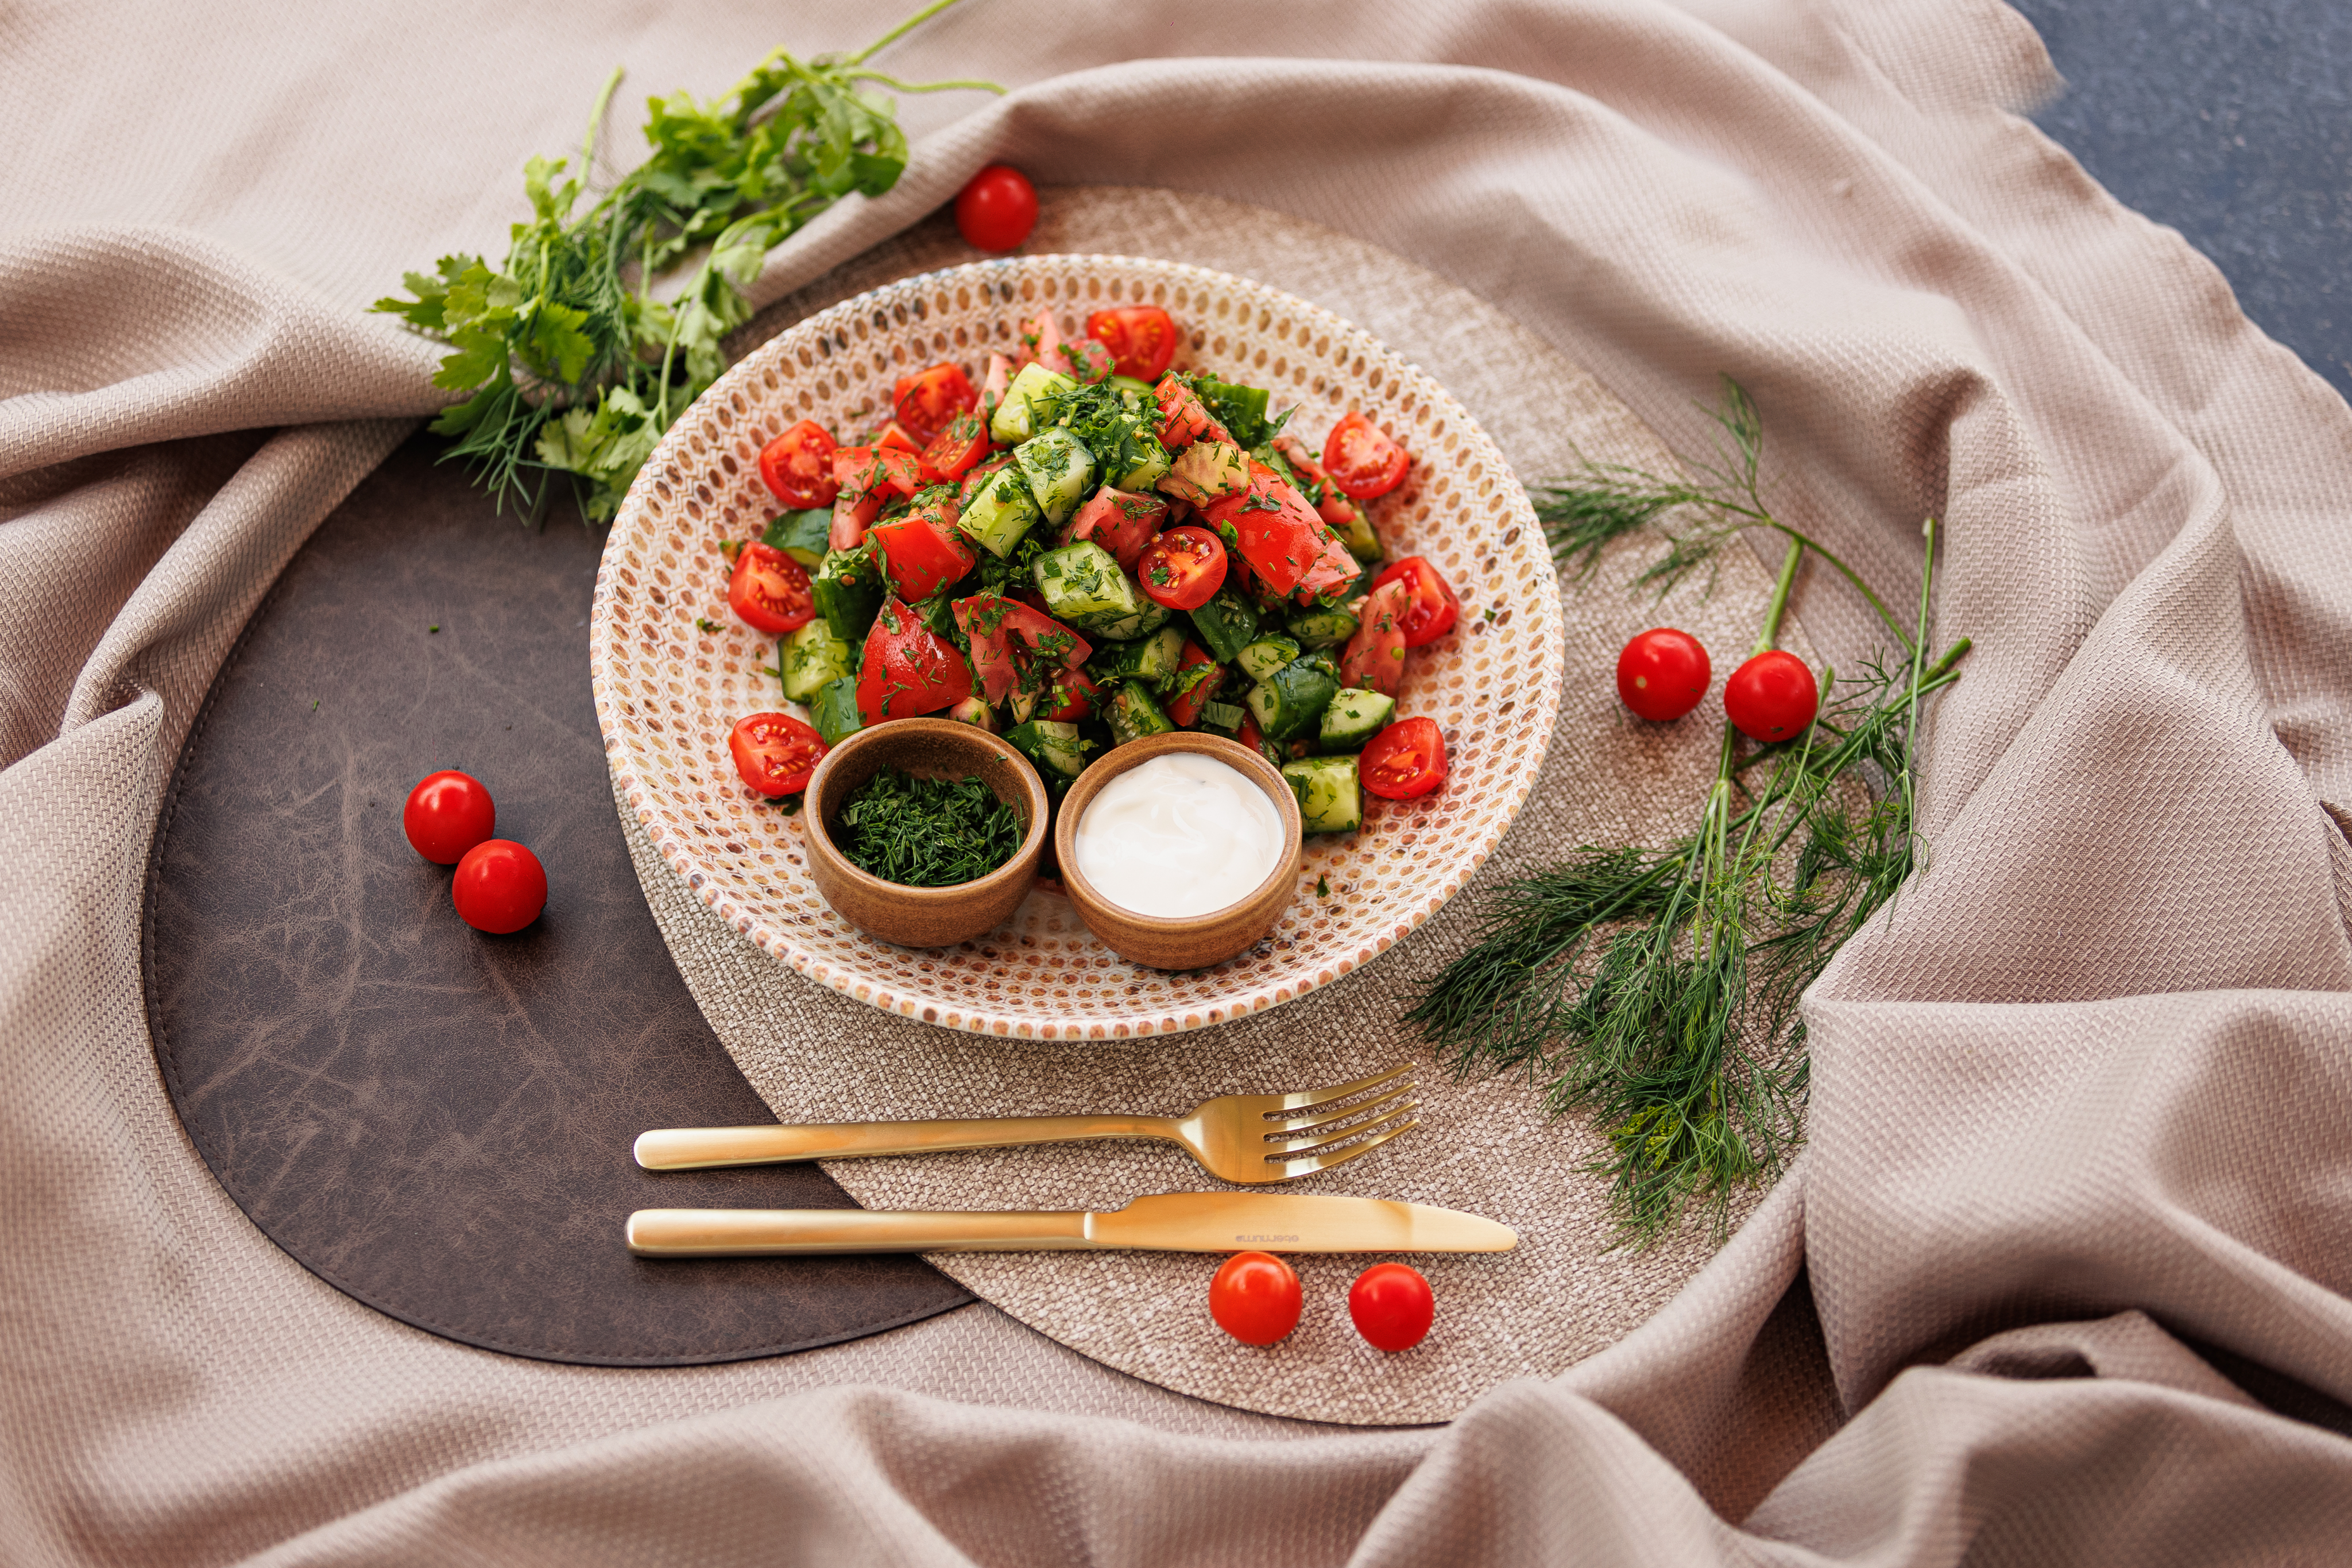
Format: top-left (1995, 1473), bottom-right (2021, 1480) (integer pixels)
top-left (1053, 731), bottom-right (1303, 971)
top-left (802, 718), bottom-right (1049, 949)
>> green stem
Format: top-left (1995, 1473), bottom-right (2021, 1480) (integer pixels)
top-left (581, 65), bottom-right (624, 175)
top-left (844, 69), bottom-right (1007, 95)
top-left (846, 0), bottom-right (967, 64)
top-left (1758, 520), bottom-right (1912, 652)
top-left (1753, 535), bottom-right (1805, 656)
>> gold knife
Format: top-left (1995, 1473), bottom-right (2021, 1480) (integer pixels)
top-left (625, 1191), bottom-right (1517, 1257)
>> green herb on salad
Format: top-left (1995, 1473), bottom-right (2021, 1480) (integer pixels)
top-left (374, 1), bottom-right (1000, 525)
top-left (835, 767), bottom-right (1023, 888)
top-left (1410, 380), bottom-right (1970, 1243)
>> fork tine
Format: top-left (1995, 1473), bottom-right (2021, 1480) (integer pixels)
top-left (1266, 1085), bottom-right (1416, 1143)
top-left (1273, 1101), bottom-right (1417, 1159)
top-left (1274, 1063), bottom-right (1412, 1113)
top-left (1268, 1115), bottom-right (1419, 1177)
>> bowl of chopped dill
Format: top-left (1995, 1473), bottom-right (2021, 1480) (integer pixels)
top-left (802, 718), bottom-right (1050, 949)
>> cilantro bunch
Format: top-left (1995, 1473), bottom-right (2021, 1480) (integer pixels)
top-left (374, 0), bottom-right (1000, 523)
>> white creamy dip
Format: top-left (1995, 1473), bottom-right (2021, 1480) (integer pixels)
top-left (1073, 753), bottom-right (1286, 918)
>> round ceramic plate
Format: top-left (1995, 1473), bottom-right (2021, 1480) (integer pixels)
top-left (590, 255), bottom-right (1563, 1041)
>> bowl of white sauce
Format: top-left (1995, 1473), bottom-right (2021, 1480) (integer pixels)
top-left (1053, 733), bottom-right (1303, 970)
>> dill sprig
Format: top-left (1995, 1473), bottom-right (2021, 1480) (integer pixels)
top-left (373, 0), bottom-right (999, 524)
top-left (1410, 381), bottom-right (1970, 1241)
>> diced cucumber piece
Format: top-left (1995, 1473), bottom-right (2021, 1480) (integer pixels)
top-left (779, 618), bottom-right (856, 703)
top-left (1282, 755), bottom-right (1363, 835)
top-left (1005, 719), bottom-right (1090, 779)
top-left (1015, 427), bottom-right (1097, 525)
top-left (812, 545), bottom-right (885, 644)
top-left (1033, 541), bottom-right (1145, 633)
top-left (1105, 374), bottom-right (1157, 401)
top-left (1186, 589), bottom-right (1260, 666)
top-left (957, 464), bottom-right (1044, 559)
top-left (1085, 599), bottom-right (1172, 642)
top-left (810, 675), bottom-right (864, 747)
top-left (991, 362), bottom-right (1077, 444)
top-left (1090, 625), bottom-right (1188, 686)
top-left (1115, 435), bottom-right (1172, 493)
top-left (1245, 656), bottom-right (1341, 743)
top-left (948, 696), bottom-right (999, 733)
top-left (1166, 440), bottom-right (1251, 502)
top-left (1288, 605), bottom-right (1360, 649)
top-left (1105, 682), bottom-right (1176, 746)
top-left (1334, 501), bottom-right (1382, 563)
top-left (1194, 375), bottom-right (1275, 447)
top-left (1318, 688), bottom-right (1396, 752)
top-left (1236, 636), bottom-right (1303, 684)
top-left (1198, 700), bottom-right (1246, 738)
top-left (763, 508), bottom-right (834, 568)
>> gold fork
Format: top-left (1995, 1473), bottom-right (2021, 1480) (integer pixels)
top-left (633, 1064), bottom-right (1417, 1184)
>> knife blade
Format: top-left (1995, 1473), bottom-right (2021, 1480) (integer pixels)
top-left (625, 1191), bottom-right (1517, 1257)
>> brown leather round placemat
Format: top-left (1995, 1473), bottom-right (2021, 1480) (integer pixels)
top-left (141, 431), bottom-right (970, 1366)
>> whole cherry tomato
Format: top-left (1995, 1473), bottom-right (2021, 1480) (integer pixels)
top-left (1136, 525), bottom-right (1228, 611)
top-left (1208, 1251), bottom-right (1302, 1346)
top-left (1321, 411), bottom-right (1409, 500)
top-left (1359, 716), bottom-right (1448, 801)
top-left (1348, 1263), bottom-right (1435, 1352)
top-left (757, 420), bottom-right (840, 508)
top-left (1369, 556), bottom-right (1460, 647)
top-left (728, 541), bottom-right (816, 636)
top-left (728, 713), bottom-right (829, 797)
top-left (1615, 628), bottom-right (1712, 722)
top-left (954, 165), bottom-right (1038, 253)
top-left (401, 769), bottom-right (496, 865)
top-left (451, 839), bottom-right (547, 934)
top-left (1085, 305), bottom-right (1179, 382)
top-left (1723, 649), bottom-right (1820, 742)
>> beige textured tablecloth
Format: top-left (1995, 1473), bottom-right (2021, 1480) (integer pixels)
top-left (8, 0), bottom-right (2352, 1563)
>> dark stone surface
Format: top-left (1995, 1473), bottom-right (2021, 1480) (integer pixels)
top-left (2016, 0), bottom-right (2352, 398)
top-left (143, 432), bottom-right (970, 1366)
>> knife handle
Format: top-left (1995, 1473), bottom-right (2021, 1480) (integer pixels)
top-left (625, 1207), bottom-right (1096, 1256)
top-left (632, 1116), bottom-right (1173, 1170)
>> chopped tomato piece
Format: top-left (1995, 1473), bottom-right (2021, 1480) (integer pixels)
top-left (871, 497), bottom-right (978, 602)
top-left (1371, 556), bottom-right (1461, 647)
top-left (729, 713), bottom-right (827, 797)
top-left (1360, 717), bottom-right (1446, 800)
top-left (757, 420), bottom-right (840, 508)
top-left (727, 541), bottom-right (816, 635)
top-left (1065, 486), bottom-right (1166, 572)
top-left (1139, 526), bottom-right (1228, 611)
top-left (875, 420), bottom-right (922, 454)
top-left (1051, 338), bottom-right (1116, 383)
top-left (1322, 411), bottom-right (1410, 500)
top-left (919, 411), bottom-right (992, 485)
top-left (1340, 579), bottom-right (1411, 696)
top-left (1202, 460), bottom-right (1324, 596)
top-left (856, 598), bottom-right (974, 723)
top-left (957, 452), bottom-right (1015, 508)
top-left (1013, 309), bottom-right (1063, 370)
top-left (1038, 665), bottom-right (1100, 722)
top-left (830, 489), bottom-right (881, 550)
top-left (1291, 529), bottom-right (1361, 604)
top-left (1235, 711), bottom-right (1277, 766)
top-left (980, 353), bottom-right (1012, 425)
top-left (1086, 306), bottom-right (1179, 382)
top-left (892, 362), bottom-right (978, 446)
top-left (834, 445), bottom-right (923, 505)
top-left (951, 593), bottom-right (1093, 706)
top-left (1272, 435), bottom-right (1364, 533)
top-left (1162, 640), bottom-right (1225, 728)
top-left (1151, 374), bottom-right (1229, 450)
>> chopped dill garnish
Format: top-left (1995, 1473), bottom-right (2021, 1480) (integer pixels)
top-left (834, 767), bottom-right (1022, 888)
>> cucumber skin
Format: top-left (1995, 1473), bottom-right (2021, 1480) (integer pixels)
top-left (779, 619), bottom-right (856, 703)
top-left (1107, 682), bottom-right (1177, 746)
top-left (1086, 600), bottom-right (1173, 642)
top-left (1236, 636), bottom-right (1304, 684)
top-left (1092, 625), bottom-right (1187, 686)
top-left (1034, 541), bottom-right (1147, 633)
top-left (810, 675), bottom-right (865, 747)
top-left (1317, 688), bottom-right (1396, 752)
top-left (1186, 589), bottom-right (1260, 665)
top-left (1246, 657), bottom-right (1342, 743)
top-left (1282, 755), bottom-right (1363, 834)
top-left (763, 508), bottom-right (835, 568)
top-left (1288, 605), bottom-right (1360, 649)
top-left (812, 546), bottom-right (886, 644)
top-left (1005, 719), bottom-right (1090, 779)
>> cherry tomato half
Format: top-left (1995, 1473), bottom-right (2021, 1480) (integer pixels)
top-left (1321, 411), bottom-right (1409, 500)
top-left (954, 164), bottom-right (1038, 253)
top-left (401, 769), bottom-right (496, 865)
top-left (728, 541), bottom-right (815, 635)
top-left (1137, 525), bottom-right (1228, 611)
top-left (1360, 716), bottom-right (1448, 801)
top-left (1348, 1263), bottom-right (1435, 1352)
top-left (892, 362), bottom-right (979, 446)
top-left (1085, 305), bottom-right (1179, 382)
top-left (728, 711), bottom-right (829, 797)
top-left (1616, 628), bottom-right (1712, 723)
top-left (757, 420), bottom-right (840, 508)
top-left (1038, 665), bottom-right (1100, 723)
top-left (1723, 650), bottom-right (1820, 742)
top-left (1370, 556), bottom-right (1460, 648)
top-left (1208, 1252), bottom-right (1302, 1346)
top-left (451, 839), bottom-right (547, 935)
top-left (920, 411), bottom-right (992, 485)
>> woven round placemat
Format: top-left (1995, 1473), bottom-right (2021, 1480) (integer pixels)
top-left (618, 188), bottom-right (1808, 1424)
